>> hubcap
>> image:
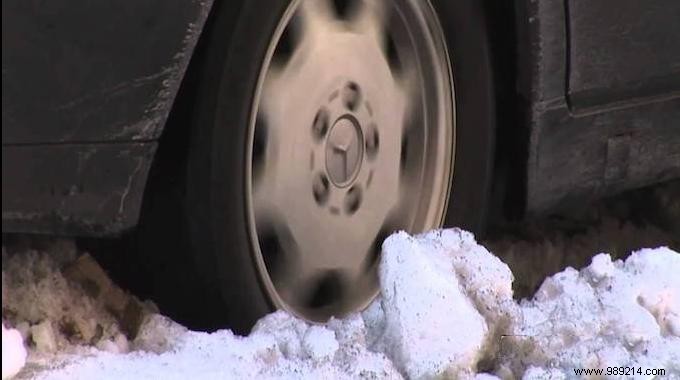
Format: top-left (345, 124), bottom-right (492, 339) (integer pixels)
top-left (246, 0), bottom-right (455, 321)
top-left (326, 116), bottom-right (363, 187)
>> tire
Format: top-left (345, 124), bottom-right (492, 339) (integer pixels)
top-left (134, 0), bottom-right (495, 334)
top-left (433, 0), bottom-right (496, 232)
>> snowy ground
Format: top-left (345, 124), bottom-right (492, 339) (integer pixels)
top-left (2, 183), bottom-right (679, 379)
top-left (485, 180), bottom-right (680, 298)
top-left (3, 229), bottom-right (679, 379)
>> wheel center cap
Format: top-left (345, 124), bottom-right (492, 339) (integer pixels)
top-left (325, 116), bottom-right (364, 187)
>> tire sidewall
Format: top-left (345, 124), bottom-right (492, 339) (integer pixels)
top-left (431, 0), bottom-right (496, 233)
top-left (186, 0), bottom-right (291, 332)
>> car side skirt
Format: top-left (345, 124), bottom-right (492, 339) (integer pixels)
top-left (2, 142), bottom-right (155, 236)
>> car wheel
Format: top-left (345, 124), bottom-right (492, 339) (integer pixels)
top-left (136, 0), bottom-right (494, 333)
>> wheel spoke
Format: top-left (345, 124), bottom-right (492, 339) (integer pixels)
top-left (368, 70), bottom-right (414, 189)
top-left (353, 0), bottom-right (389, 45)
top-left (393, 57), bottom-right (421, 123)
top-left (296, 0), bottom-right (336, 42)
top-left (257, 60), bottom-right (309, 178)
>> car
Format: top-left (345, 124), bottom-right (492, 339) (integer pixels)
top-left (3, 0), bottom-right (679, 333)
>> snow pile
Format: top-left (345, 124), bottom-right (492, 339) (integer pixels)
top-left (2, 323), bottom-right (27, 379)
top-left (4, 229), bottom-right (680, 379)
top-left (14, 229), bottom-right (512, 380)
top-left (503, 247), bottom-right (680, 377)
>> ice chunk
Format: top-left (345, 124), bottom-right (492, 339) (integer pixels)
top-left (2, 323), bottom-right (27, 379)
top-left (31, 320), bottom-right (58, 353)
top-left (301, 325), bottom-right (338, 361)
top-left (369, 231), bottom-right (488, 379)
top-left (251, 311), bottom-right (309, 359)
top-left (96, 333), bottom-right (129, 354)
top-left (132, 313), bottom-right (187, 354)
top-left (587, 253), bottom-right (616, 280)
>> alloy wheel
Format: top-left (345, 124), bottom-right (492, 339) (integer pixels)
top-left (246, 0), bottom-right (455, 321)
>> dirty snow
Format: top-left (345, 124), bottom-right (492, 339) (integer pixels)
top-left (3, 229), bottom-right (680, 379)
top-left (1, 241), bottom-right (126, 354)
top-left (501, 247), bottom-right (680, 377)
top-left (484, 180), bottom-right (680, 300)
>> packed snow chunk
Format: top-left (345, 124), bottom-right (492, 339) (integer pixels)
top-left (251, 310), bottom-right (310, 360)
top-left (366, 230), bottom-right (512, 379)
top-left (96, 333), bottom-right (129, 354)
top-left (506, 247), bottom-right (680, 377)
top-left (362, 298), bottom-right (386, 348)
top-left (422, 230), bottom-right (520, 345)
top-left (626, 247), bottom-right (680, 337)
top-left (2, 248), bottom-right (124, 349)
top-left (31, 320), bottom-right (58, 353)
top-left (587, 253), bottom-right (616, 281)
top-left (2, 323), bottom-right (27, 379)
top-left (301, 325), bottom-right (338, 361)
top-left (132, 313), bottom-right (187, 354)
top-left (326, 314), bottom-right (402, 379)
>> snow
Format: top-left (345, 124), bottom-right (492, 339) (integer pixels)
top-left (2, 324), bottom-right (27, 380)
top-left (131, 314), bottom-right (187, 354)
top-left (503, 247), bottom-right (680, 377)
top-left (29, 321), bottom-right (57, 353)
top-left (1, 243), bottom-right (125, 352)
top-left (300, 325), bottom-right (338, 361)
top-left (364, 230), bottom-right (513, 379)
top-left (2, 229), bottom-right (679, 379)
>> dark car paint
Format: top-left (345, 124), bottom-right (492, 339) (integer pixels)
top-left (2, 0), bottom-right (679, 236)
top-left (2, 0), bottom-right (212, 144)
top-left (566, 0), bottom-right (680, 110)
top-left (515, 0), bottom-right (680, 214)
top-left (2, 0), bottom-right (213, 235)
top-left (3, 142), bottom-right (155, 235)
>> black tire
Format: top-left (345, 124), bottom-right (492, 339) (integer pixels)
top-left (134, 0), bottom-right (496, 334)
top-left (433, 0), bottom-right (496, 232)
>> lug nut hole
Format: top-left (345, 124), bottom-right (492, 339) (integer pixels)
top-left (342, 82), bottom-right (362, 111)
top-left (312, 173), bottom-right (331, 205)
top-left (365, 123), bottom-right (379, 159)
top-left (344, 185), bottom-right (362, 215)
top-left (312, 107), bottom-right (330, 141)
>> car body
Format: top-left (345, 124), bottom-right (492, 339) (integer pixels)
top-left (3, 0), bottom-right (679, 236)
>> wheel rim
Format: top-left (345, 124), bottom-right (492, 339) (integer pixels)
top-left (246, 0), bottom-right (455, 321)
